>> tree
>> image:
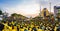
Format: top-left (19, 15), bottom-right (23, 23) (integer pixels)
top-left (11, 13), bottom-right (17, 17)
top-left (0, 10), bottom-right (2, 15)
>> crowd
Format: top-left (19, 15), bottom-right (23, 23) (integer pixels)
top-left (0, 20), bottom-right (60, 31)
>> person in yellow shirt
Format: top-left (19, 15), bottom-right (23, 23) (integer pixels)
top-left (25, 26), bottom-right (28, 30)
top-left (28, 27), bottom-right (32, 31)
top-left (37, 27), bottom-right (43, 31)
top-left (9, 26), bottom-right (12, 31)
top-left (19, 26), bottom-right (24, 31)
top-left (2, 26), bottom-right (9, 31)
top-left (54, 26), bottom-right (58, 31)
top-left (17, 26), bottom-right (20, 31)
top-left (7, 25), bottom-right (17, 31)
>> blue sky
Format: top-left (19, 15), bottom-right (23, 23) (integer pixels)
top-left (0, 0), bottom-right (60, 17)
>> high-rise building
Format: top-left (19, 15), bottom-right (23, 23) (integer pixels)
top-left (54, 6), bottom-right (60, 16)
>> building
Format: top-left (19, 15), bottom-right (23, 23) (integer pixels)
top-left (54, 6), bottom-right (60, 16)
top-left (40, 8), bottom-right (50, 17)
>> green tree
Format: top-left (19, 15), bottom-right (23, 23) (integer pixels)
top-left (11, 13), bottom-right (17, 16)
top-left (0, 10), bottom-right (2, 15)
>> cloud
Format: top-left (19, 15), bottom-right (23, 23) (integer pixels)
top-left (2, 3), bottom-right (40, 17)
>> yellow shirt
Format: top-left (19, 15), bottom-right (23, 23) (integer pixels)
top-left (20, 28), bottom-right (24, 31)
top-left (12, 29), bottom-right (17, 31)
top-left (2, 29), bottom-right (9, 31)
top-left (8, 27), bottom-right (12, 31)
top-left (31, 25), bottom-right (34, 28)
top-left (28, 28), bottom-right (32, 31)
top-left (54, 27), bottom-right (57, 31)
top-left (2, 26), bottom-right (9, 31)
top-left (37, 29), bottom-right (43, 31)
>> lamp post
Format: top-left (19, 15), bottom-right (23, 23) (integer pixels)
top-left (39, 7), bottom-right (41, 18)
top-left (39, 0), bottom-right (41, 17)
top-left (49, 2), bottom-right (51, 18)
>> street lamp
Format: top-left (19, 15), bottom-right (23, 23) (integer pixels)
top-left (49, 2), bottom-right (51, 18)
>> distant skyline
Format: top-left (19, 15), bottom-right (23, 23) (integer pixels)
top-left (0, 0), bottom-right (60, 17)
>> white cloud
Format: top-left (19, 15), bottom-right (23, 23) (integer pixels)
top-left (2, 3), bottom-right (40, 17)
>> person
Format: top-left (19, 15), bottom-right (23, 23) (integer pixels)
top-left (42, 25), bottom-right (45, 30)
top-left (2, 26), bottom-right (9, 31)
top-left (28, 27), bottom-right (31, 31)
top-left (9, 24), bottom-right (17, 31)
top-left (37, 27), bottom-right (43, 31)
top-left (57, 28), bottom-right (60, 31)
top-left (50, 28), bottom-right (54, 31)
top-left (24, 29), bottom-right (28, 31)
top-left (32, 27), bottom-right (37, 31)
top-left (17, 26), bottom-right (19, 31)
top-left (57, 25), bottom-right (60, 31)
top-left (20, 26), bottom-right (24, 31)
top-left (0, 23), bottom-right (4, 31)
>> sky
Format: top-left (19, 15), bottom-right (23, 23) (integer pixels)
top-left (0, 0), bottom-right (60, 17)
